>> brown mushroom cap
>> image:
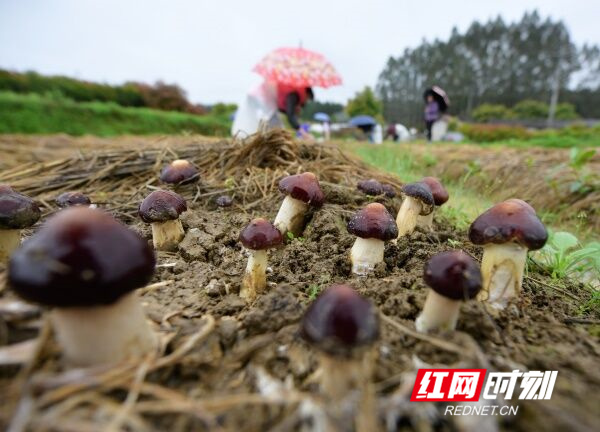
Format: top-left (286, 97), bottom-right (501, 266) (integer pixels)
top-left (347, 203), bottom-right (398, 241)
top-left (56, 191), bottom-right (91, 208)
top-left (357, 179), bottom-right (384, 196)
top-left (215, 195), bottom-right (233, 207)
top-left (505, 198), bottom-right (535, 214)
top-left (401, 182), bottom-right (434, 215)
top-left (278, 172), bottom-right (324, 207)
top-left (239, 218), bottom-right (283, 250)
top-left (421, 177), bottom-right (449, 206)
top-left (301, 284), bottom-right (379, 357)
top-left (424, 250), bottom-right (482, 300)
top-left (468, 200), bottom-right (548, 250)
top-left (8, 207), bottom-right (155, 307)
top-left (139, 190), bottom-right (187, 223)
top-left (0, 185), bottom-right (41, 229)
top-left (159, 159), bottom-right (199, 184)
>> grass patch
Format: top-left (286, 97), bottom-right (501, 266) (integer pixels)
top-left (0, 91), bottom-right (231, 136)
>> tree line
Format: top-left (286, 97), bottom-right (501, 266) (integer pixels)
top-left (376, 11), bottom-right (600, 126)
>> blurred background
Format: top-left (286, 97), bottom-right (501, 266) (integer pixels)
top-left (1, 0), bottom-right (599, 141)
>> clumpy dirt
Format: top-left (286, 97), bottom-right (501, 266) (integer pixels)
top-left (1, 182), bottom-right (599, 432)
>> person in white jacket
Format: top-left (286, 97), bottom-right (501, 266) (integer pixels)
top-left (232, 81), bottom-right (313, 137)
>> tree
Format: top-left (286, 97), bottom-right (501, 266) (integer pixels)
top-left (346, 87), bottom-right (383, 120)
top-left (376, 11), bottom-right (594, 126)
top-left (301, 100), bottom-right (344, 120)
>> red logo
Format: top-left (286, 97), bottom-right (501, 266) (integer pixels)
top-left (410, 369), bottom-right (486, 402)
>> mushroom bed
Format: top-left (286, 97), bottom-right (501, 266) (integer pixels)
top-left (0, 132), bottom-right (599, 431)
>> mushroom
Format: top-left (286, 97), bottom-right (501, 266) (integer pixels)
top-left (56, 191), bottom-right (91, 208)
top-left (301, 284), bottom-right (379, 432)
top-left (395, 182), bottom-right (434, 237)
top-left (469, 199), bottom-right (547, 308)
top-left (357, 179), bottom-right (384, 196)
top-left (8, 207), bottom-right (156, 366)
top-left (417, 177), bottom-right (449, 230)
top-left (273, 172), bottom-right (324, 236)
top-left (159, 159), bottom-right (199, 184)
top-left (347, 203), bottom-right (398, 275)
top-left (215, 195), bottom-right (233, 208)
top-left (381, 183), bottom-right (396, 198)
top-left (416, 250), bottom-right (482, 332)
top-left (238, 218), bottom-right (283, 301)
top-left (0, 185), bottom-right (41, 261)
top-left (139, 190), bottom-right (187, 251)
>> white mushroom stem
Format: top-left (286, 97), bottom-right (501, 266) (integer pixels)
top-left (417, 211), bottom-right (434, 231)
top-left (396, 196), bottom-right (424, 237)
top-left (319, 351), bottom-right (378, 432)
top-left (51, 292), bottom-right (156, 366)
top-left (477, 242), bottom-right (528, 309)
top-left (350, 238), bottom-right (384, 275)
top-left (0, 229), bottom-right (21, 261)
top-left (151, 219), bottom-right (184, 251)
top-left (274, 195), bottom-right (309, 236)
top-left (240, 249), bottom-right (268, 302)
top-left (415, 290), bottom-right (460, 332)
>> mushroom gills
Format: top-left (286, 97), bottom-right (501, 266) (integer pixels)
top-left (350, 238), bottom-right (384, 275)
top-left (319, 352), bottom-right (378, 432)
top-left (415, 289), bottom-right (460, 332)
top-left (0, 229), bottom-right (21, 261)
top-left (151, 219), bottom-right (185, 251)
top-left (51, 292), bottom-right (156, 366)
top-left (417, 211), bottom-right (434, 231)
top-left (478, 242), bottom-right (527, 308)
top-left (241, 249), bottom-right (268, 301)
top-left (396, 196), bottom-right (423, 237)
top-left (274, 195), bottom-right (309, 236)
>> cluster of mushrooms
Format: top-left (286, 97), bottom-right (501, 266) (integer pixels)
top-left (0, 159), bottom-right (548, 428)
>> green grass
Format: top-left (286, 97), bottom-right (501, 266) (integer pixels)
top-left (349, 142), bottom-right (494, 228)
top-left (467, 135), bottom-right (600, 149)
top-left (0, 91), bottom-right (231, 136)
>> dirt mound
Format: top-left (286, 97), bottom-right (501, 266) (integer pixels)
top-left (0, 132), bottom-right (598, 431)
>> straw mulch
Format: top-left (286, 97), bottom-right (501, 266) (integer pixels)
top-left (0, 130), bottom-right (402, 221)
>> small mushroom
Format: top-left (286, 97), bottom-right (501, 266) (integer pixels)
top-left (8, 207), bottom-right (156, 366)
top-left (0, 185), bottom-right (41, 261)
top-left (357, 179), bottom-right (384, 196)
top-left (347, 203), bottom-right (398, 275)
top-left (381, 183), bottom-right (396, 198)
top-left (56, 191), bottom-right (91, 208)
top-left (159, 159), bottom-right (199, 184)
top-left (238, 218), bottom-right (283, 302)
top-left (139, 190), bottom-right (187, 251)
top-left (417, 177), bottom-right (448, 230)
top-left (416, 250), bottom-right (482, 332)
top-left (469, 199), bottom-right (547, 308)
top-left (273, 172), bottom-right (324, 236)
top-left (215, 195), bottom-right (233, 208)
top-left (301, 284), bottom-right (379, 431)
top-left (395, 182), bottom-right (434, 237)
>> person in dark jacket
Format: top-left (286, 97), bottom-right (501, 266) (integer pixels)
top-left (277, 84), bottom-right (314, 134)
top-left (424, 94), bottom-right (440, 141)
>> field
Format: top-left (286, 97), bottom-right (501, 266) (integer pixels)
top-left (0, 132), bottom-right (599, 431)
top-left (0, 92), bottom-right (230, 136)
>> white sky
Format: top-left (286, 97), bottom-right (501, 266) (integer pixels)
top-left (1, 0), bottom-right (599, 105)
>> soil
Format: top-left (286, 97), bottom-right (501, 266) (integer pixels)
top-left (0, 137), bottom-right (599, 432)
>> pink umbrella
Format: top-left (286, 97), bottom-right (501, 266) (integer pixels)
top-left (253, 47), bottom-right (342, 88)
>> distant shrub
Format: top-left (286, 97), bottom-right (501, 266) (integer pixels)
top-left (459, 123), bottom-right (531, 142)
top-left (554, 102), bottom-right (579, 120)
top-left (471, 104), bottom-right (514, 122)
top-left (512, 100), bottom-right (549, 119)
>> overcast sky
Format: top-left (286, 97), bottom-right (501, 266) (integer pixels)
top-left (1, 0), bottom-right (599, 105)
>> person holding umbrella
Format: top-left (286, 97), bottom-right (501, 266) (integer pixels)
top-left (423, 86), bottom-right (449, 141)
top-left (231, 47), bottom-right (342, 138)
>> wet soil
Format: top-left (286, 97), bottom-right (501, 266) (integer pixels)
top-left (1, 183), bottom-right (599, 432)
